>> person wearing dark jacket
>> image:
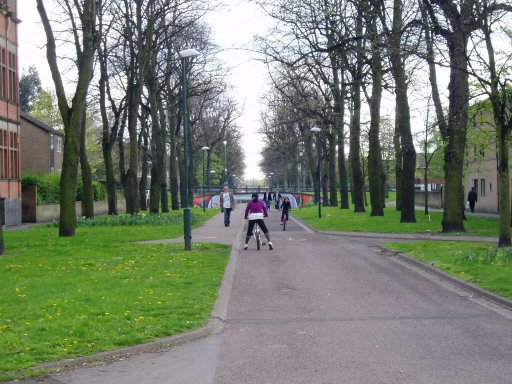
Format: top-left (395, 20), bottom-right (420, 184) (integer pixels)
top-left (467, 187), bottom-right (478, 213)
top-left (280, 196), bottom-right (291, 224)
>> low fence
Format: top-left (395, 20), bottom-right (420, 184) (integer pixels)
top-left (414, 190), bottom-right (443, 209)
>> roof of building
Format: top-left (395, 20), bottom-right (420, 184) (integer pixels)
top-left (20, 111), bottom-right (64, 137)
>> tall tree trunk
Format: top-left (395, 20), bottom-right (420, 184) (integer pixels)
top-left (394, 115), bottom-right (403, 211)
top-left (350, 8), bottom-right (365, 213)
top-left (157, 98), bottom-right (169, 213)
top-left (36, 0), bottom-right (97, 236)
top-left (367, 18), bottom-right (385, 216)
top-left (390, 0), bottom-right (415, 222)
top-left (139, 123), bottom-right (149, 211)
top-left (80, 111), bottom-right (94, 219)
top-left (328, 132), bottom-right (338, 207)
top-left (118, 123), bottom-right (127, 197)
top-left (147, 60), bottom-right (165, 214)
top-left (169, 102), bottom-right (180, 210)
top-left (337, 76), bottom-right (349, 209)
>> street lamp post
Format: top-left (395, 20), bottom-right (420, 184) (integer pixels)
top-left (299, 156), bottom-right (304, 210)
top-left (270, 172), bottom-right (274, 189)
top-left (209, 170), bottom-right (216, 198)
top-left (201, 146), bottom-right (209, 212)
top-left (311, 127), bottom-right (321, 218)
top-left (223, 140), bottom-right (227, 186)
top-left (179, 48), bottom-right (200, 250)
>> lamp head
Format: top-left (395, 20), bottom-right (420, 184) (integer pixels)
top-left (201, 146), bottom-right (210, 151)
top-left (179, 49), bottom-right (200, 59)
top-left (310, 127), bottom-right (321, 133)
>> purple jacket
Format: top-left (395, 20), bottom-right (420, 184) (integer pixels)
top-left (244, 200), bottom-right (268, 219)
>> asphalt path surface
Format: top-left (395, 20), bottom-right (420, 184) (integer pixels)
top-left (16, 209), bottom-right (512, 384)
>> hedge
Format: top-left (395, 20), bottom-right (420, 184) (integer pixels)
top-left (22, 174), bottom-right (106, 205)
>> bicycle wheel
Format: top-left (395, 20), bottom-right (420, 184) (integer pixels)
top-left (282, 218), bottom-right (286, 231)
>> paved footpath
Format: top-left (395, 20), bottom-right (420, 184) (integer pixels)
top-left (14, 209), bottom-right (512, 384)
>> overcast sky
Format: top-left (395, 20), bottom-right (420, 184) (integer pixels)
top-left (18, 1), bottom-right (270, 180)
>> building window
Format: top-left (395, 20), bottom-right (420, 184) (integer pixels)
top-left (480, 178), bottom-right (486, 196)
top-left (7, 51), bottom-right (17, 102)
top-left (0, 48), bottom-right (17, 102)
top-left (0, 129), bottom-right (19, 179)
top-left (57, 137), bottom-right (62, 152)
top-left (50, 166), bottom-right (55, 174)
top-left (50, 134), bottom-right (54, 150)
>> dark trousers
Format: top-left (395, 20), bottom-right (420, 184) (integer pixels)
top-left (281, 211), bottom-right (289, 222)
top-left (223, 208), bottom-right (232, 226)
top-left (469, 201), bottom-right (476, 213)
top-left (246, 219), bottom-right (269, 237)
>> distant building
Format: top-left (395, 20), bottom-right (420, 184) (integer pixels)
top-left (20, 111), bottom-right (63, 174)
top-left (0, 0), bottom-right (20, 225)
top-left (465, 103), bottom-right (505, 214)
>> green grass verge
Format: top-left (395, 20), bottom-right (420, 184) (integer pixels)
top-left (386, 241), bottom-right (512, 299)
top-left (294, 205), bottom-right (499, 237)
top-left (0, 209), bottom-right (227, 379)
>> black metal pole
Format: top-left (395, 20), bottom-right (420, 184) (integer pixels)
top-left (317, 133), bottom-right (322, 219)
top-left (181, 57), bottom-right (192, 250)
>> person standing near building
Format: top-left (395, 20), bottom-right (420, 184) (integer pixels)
top-left (467, 187), bottom-right (478, 213)
top-left (220, 186), bottom-right (235, 227)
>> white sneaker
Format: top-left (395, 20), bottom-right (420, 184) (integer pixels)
top-left (243, 244), bottom-right (248, 250)
top-left (268, 242), bottom-right (273, 250)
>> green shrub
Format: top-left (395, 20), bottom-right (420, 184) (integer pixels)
top-left (22, 174), bottom-right (60, 205)
top-left (49, 212), bottom-right (200, 227)
top-left (76, 180), bottom-right (106, 201)
top-left (22, 174), bottom-right (107, 204)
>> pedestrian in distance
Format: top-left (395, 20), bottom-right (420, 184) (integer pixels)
top-left (467, 187), bottom-right (478, 213)
top-left (220, 186), bottom-right (235, 227)
top-left (244, 193), bottom-right (273, 250)
top-left (264, 190), bottom-right (272, 211)
top-left (280, 196), bottom-right (291, 224)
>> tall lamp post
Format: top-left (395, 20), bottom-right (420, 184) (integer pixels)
top-left (223, 140), bottom-right (227, 186)
top-left (299, 155), bottom-right (304, 210)
top-left (270, 172), bottom-right (274, 189)
top-left (201, 146), bottom-right (209, 212)
top-left (179, 48), bottom-right (200, 250)
top-left (311, 127), bottom-right (322, 218)
top-left (209, 170), bottom-right (216, 198)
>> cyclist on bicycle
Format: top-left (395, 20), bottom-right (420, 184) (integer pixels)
top-left (280, 196), bottom-right (291, 225)
top-left (244, 193), bottom-right (273, 250)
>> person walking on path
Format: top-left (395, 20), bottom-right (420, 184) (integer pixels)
top-left (244, 193), bottom-right (273, 250)
top-left (280, 196), bottom-right (291, 224)
top-left (467, 187), bottom-right (478, 213)
top-left (220, 186), bottom-right (235, 227)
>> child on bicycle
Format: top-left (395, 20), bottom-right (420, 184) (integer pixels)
top-left (244, 193), bottom-right (273, 250)
top-left (281, 196), bottom-right (291, 225)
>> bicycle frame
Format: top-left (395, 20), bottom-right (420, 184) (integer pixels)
top-left (253, 222), bottom-right (261, 250)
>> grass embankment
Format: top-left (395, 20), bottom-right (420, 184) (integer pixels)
top-left (386, 241), bottom-right (512, 299)
top-left (295, 205), bottom-right (499, 237)
top-left (0, 209), bottom-right (227, 380)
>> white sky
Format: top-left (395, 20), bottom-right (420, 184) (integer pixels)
top-left (18, 0), bottom-right (270, 180)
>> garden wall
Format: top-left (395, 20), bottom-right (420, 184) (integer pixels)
top-left (414, 190), bottom-right (443, 209)
top-left (30, 199), bottom-right (127, 223)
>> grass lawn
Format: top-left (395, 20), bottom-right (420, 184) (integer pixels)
top-left (0, 209), bottom-right (228, 380)
top-left (295, 205), bottom-right (499, 237)
top-left (386, 241), bottom-right (512, 299)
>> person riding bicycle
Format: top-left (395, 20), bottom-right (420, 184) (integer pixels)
top-left (280, 196), bottom-right (291, 225)
top-left (244, 193), bottom-right (273, 250)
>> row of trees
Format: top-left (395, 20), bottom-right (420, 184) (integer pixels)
top-left (31, 0), bottom-right (245, 237)
top-left (256, 0), bottom-right (512, 245)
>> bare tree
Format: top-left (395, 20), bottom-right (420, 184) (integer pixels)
top-left (36, 0), bottom-right (98, 236)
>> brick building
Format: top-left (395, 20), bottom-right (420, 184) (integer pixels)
top-left (20, 111), bottom-right (63, 174)
top-left (0, 0), bottom-right (20, 225)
